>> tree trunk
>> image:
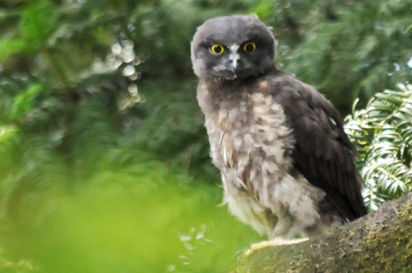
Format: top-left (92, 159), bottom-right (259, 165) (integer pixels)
top-left (231, 193), bottom-right (412, 273)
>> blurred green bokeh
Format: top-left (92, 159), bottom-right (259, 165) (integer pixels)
top-left (0, 153), bottom-right (259, 272)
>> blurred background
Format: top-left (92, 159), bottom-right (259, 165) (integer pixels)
top-left (0, 0), bottom-right (411, 272)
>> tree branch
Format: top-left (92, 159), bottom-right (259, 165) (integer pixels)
top-left (231, 193), bottom-right (412, 273)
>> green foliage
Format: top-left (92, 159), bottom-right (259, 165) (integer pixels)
top-left (18, 0), bottom-right (55, 50)
top-left (257, 0), bottom-right (412, 113)
top-left (0, 0), bottom-right (55, 59)
top-left (0, 147), bottom-right (259, 273)
top-left (406, 23), bottom-right (412, 34)
top-left (9, 83), bottom-right (43, 120)
top-left (346, 84), bottom-right (412, 210)
top-left (0, 125), bottom-right (17, 143)
top-left (123, 79), bottom-right (217, 180)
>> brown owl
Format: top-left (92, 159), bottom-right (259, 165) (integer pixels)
top-left (191, 15), bottom-right (367, 246)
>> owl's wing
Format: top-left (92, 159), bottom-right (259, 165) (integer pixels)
top-left (272, 76), bottom-right (367, 221)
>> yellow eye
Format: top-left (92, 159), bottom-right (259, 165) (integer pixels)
top-left (210, 44), bottom-right (225, 55)
top-left (243, 42), bottom-right (257, 53)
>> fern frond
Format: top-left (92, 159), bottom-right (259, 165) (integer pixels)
top-left (346, 84), bottom-right (412, 209)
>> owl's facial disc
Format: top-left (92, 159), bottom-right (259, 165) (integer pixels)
top-left (211, 43), bottom-right (256, 80)
top-left (191, 15), bottom-right (276, 80)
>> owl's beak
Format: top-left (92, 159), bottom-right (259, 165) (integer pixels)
top-left (226, 62), bottom-right (238, 74)
top-left (225, 63), bottom-right (240, 80)
top-left (226, 53), bottom-right (240, 76)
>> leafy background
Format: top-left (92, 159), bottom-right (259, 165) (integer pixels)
top-left (0, 0), bottom-right (411, 272)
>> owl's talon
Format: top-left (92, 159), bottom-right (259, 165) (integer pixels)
top-left (244, 238), bottom-right (309, 257)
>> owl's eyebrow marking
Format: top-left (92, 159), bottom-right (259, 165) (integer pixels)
top-left (229, 44), bottom-right (239, 52)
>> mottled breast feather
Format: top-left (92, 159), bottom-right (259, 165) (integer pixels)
top-left (197, 76), bottom-right (294, 194)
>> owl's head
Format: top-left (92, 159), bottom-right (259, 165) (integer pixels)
top-left (191, 15), bottom-right (276, 80)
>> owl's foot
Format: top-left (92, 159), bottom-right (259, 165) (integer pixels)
top-left (244, 237), bottom-right (309, 257)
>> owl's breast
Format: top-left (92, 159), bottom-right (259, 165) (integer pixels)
top-left (198, 79), bottom-right (295, 195)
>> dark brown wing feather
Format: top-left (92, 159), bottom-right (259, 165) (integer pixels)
top-left (270, 71), bottom-right (367, 221)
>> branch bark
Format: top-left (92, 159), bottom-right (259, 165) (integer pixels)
top-left (231, 193), bottom-right (412, 273)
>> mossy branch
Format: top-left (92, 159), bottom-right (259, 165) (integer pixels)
top-left (231, 193), bottom-right (412, 273)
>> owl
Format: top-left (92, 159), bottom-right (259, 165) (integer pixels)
top-left (191, 15), bottom-right (367, 244)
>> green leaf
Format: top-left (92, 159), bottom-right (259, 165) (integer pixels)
top-left (18, 0), bottom-right (56, 51)
top-left (0, 38), bottom-right (26, 61)
top-left (0, 125), bottom-right (18, 143)
top-left (9, 83), bottom-right (44, 121)
top-left (251, 0), bottom-right (274, 19)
